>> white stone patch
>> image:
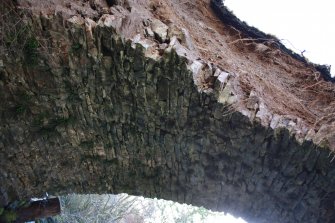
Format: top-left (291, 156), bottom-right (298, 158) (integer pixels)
top-left (129, 33), bottom-right (160, 59)
top-left (138, 39), bottom-right (157, 50)
top-left (218, 82), bottom-right (237, 104)
top-left (132, 33), bottom-right (141, 43)
top-left (145, 27), bottom-right (155, 38)
top-left (240, 109), bottom-right (253, 119)
top-left (190, 60), bottom-right (204, 80)
top-left (313, 123), bottom-right (335, 148)
top-left (151, 19), bottom-right (168, 42)
top-left (182, 28), bottom-right (197, 52)
top-left (97, 14), bottom-right (123, 30)
top-left (168, 36), bottom-right (197, 61)
top-left (270, 114), bottom-right (281, 129)
top-left (256, 102), bottom-right (272, 127)
top-left (305, 129), bottom-right (316, 141)
top-left (85, 18), bottom-right (98, 60)
top-left (67, 15), bottom-right (85, 26)
top-left (217, 71), bottom-right (229, 85)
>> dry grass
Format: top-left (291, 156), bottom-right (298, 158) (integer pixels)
top-left (147, 1), bottom-right (335, 145)
top-left (230, 34), bottom-right (335, 132)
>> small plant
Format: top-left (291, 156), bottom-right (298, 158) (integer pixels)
top-left (1, 1), bottom-right (43, 67)
top-left (14, 105), bottom-right (27, 114)
top-left (70, 43), bottom-right (82, 53)
top-left (13, 91), bottom-right (32, 116)
top-left (0, 210), bottom-right (17, 222)
top-left (23, 37), bottom-right (39, 66)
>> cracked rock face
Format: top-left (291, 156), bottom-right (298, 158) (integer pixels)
top-left (0, 0), bottom-right (335, 222)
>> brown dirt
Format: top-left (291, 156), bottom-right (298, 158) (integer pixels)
top-left (147, 0), bottom-right (335, 146)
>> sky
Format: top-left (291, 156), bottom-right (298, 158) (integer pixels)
top-left (225, 0), bottom-right (335, 77)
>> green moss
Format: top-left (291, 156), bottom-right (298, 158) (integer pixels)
top-left (14, 105), bottom-right (27, 114)
top-left (13, 91), bottom-right (32, 116)
top-left (71, 43), bottom-right (82, 53)
top-left (25, 37), bottom-right (39, 49)
top-left (2, 210), bottom-right (17, 222)
top-left (24, 37), bottom-right (39, 66)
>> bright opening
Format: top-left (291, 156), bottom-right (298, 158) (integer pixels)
top-left (33, 194), bottom-right (248, 223)
top-left (225, 0), bottom-right (335, 77)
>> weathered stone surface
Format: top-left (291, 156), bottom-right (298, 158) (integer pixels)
top-left (0, 1), bottom-right (334, 223)
top-left (150, 19), bottom-right (169, 43)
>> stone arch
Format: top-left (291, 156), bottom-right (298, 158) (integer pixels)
top-left (0, 2), bottom-right (335, 223)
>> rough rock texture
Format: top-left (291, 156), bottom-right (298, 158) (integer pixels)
top-left (0, 0), bottom-right (335, 223)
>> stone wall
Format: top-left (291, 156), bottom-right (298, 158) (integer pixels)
top-left (0, 5), bottom-right (335, 223)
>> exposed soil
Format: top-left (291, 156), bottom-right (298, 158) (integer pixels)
top-left (146, 0), bottom-right (335, 149)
